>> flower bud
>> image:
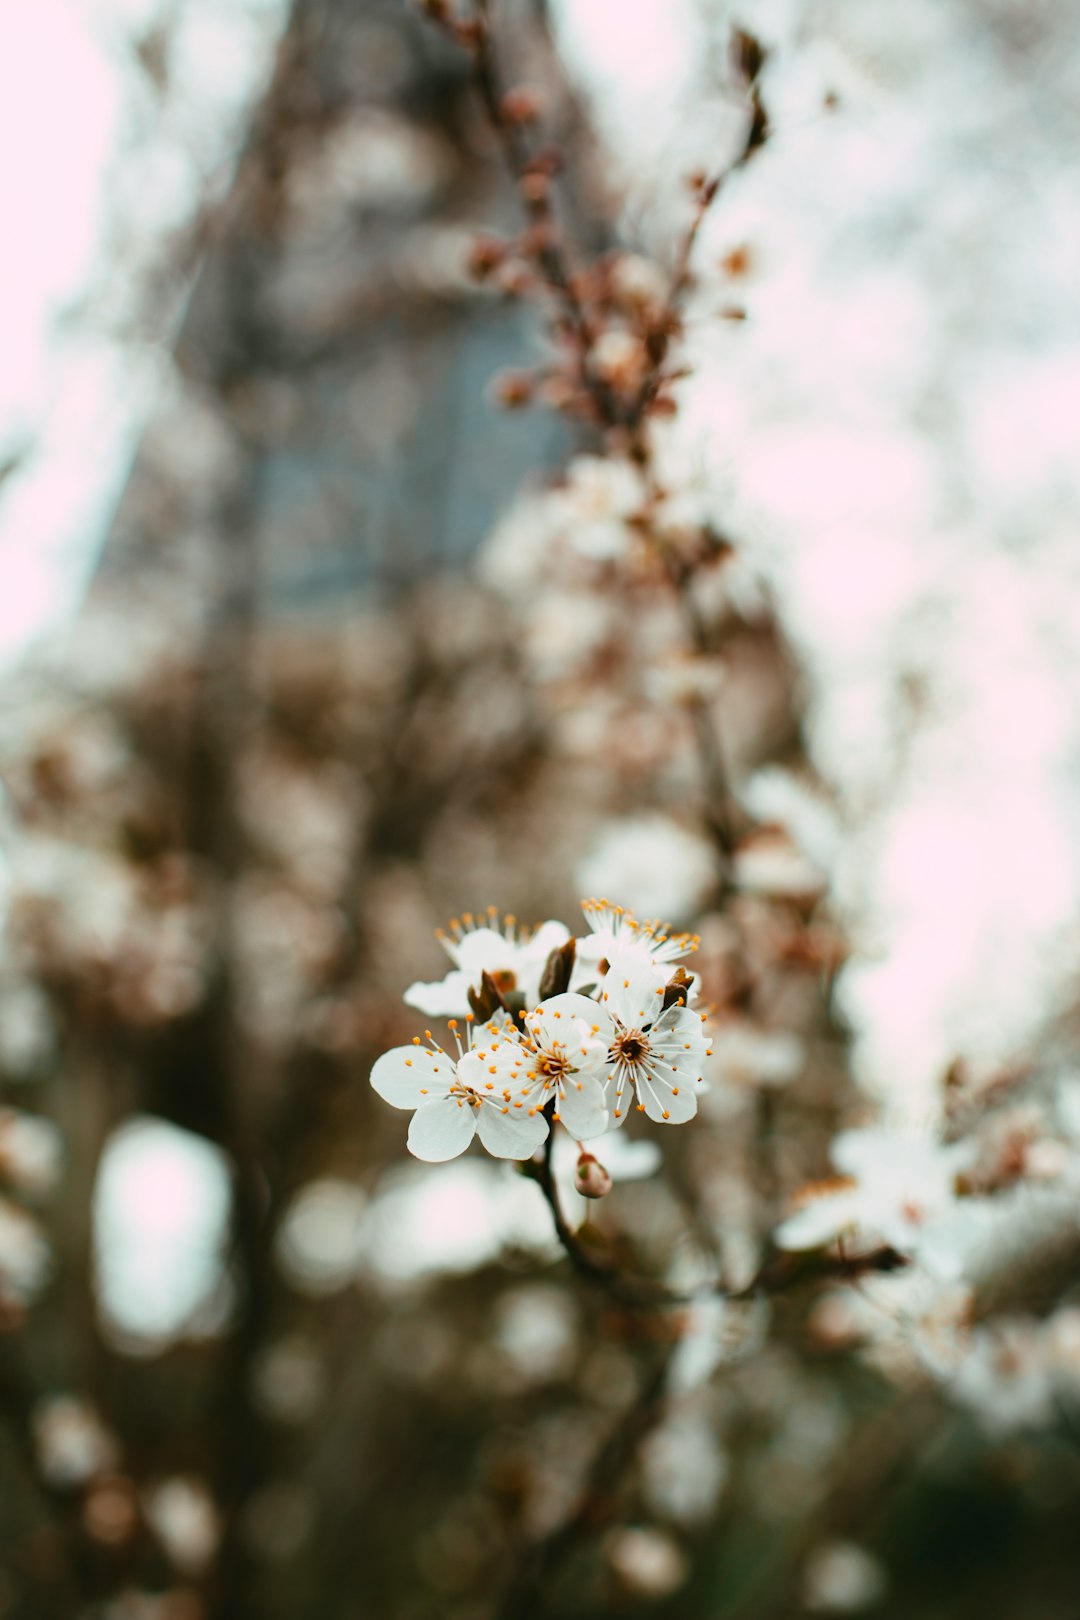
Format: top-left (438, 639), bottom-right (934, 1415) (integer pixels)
top-left (466, 232), bottom-right (508, 281)
top-left (491, 370), bottom-right (535, 410)
top-left (575, 1152), bottom-right (612, 1199)
top-left (500, 85), bottom-right (544, 125)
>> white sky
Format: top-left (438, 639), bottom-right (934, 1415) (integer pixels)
top-left (0, 0), bottom-right (288, 672)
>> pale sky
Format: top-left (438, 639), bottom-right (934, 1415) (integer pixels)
top-left (0, 0), bottom-right (287, 671)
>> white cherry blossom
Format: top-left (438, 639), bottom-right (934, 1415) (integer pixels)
top-left (518, 992), bottom-right (610, 1140)
top-left (593, 953), bottom-right (710, 1128)
top-left (404, 910), bottom-right (570, 1018)
top-left (574, 898), bottom-right (699, 995)
top-left (774, 1128), bottom-right (973, 1272)
top-left (370, 1018), bottom-right (548, 1163)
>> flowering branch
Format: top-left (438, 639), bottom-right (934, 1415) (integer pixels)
top-left (527, 1109), bottom-right (686, 1311)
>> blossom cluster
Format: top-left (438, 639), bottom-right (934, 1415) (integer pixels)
top-left (370, 901), bottom-right (711, 1162)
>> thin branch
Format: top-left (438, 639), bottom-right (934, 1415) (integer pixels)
top-left (491, 1338), bottom-right (677, 1620)
top-left (531, 1123), bottom-right (907, 1312)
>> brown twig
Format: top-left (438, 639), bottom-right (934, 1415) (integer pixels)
top-left (492, 1337), bottom-right (677, 1620)
top-left (531, 1121), bottom-right (907, 1312)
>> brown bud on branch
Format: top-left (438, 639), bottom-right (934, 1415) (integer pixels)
top-left (575, 1152), bottom-right (613, 1199)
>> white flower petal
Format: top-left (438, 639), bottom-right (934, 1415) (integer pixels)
top-left (605, 1080), bottom-right (632, 1129)
top-left (459, 1042), bottom-right (538, 1107)
top-left (637, 1064), bottom-right (698, 1124)
top-left (555, 1076), bottom-right (609, 1141)
top-left (524, 920), bottom-right (571, 961)
top-left (453, 928), bottom-right (517, 975)
top-left (528, 993), bottom-right (612, 1052)
top-left (773, 1192), bottom-right (860, 1252)
top-left (407, 1097), bottom-right (478, 1162)
top-left (371, 1044), bottom-right (453, 1110)
top-left (403, 972), bottom-right (474, 1018)
top-left (476, 1101), bottom-right (549, 1159)
top-left (598, 955), bottom-right (665, 1031)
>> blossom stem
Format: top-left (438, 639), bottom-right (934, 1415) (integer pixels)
top-left (533, 1119), bottom-right (687, 1310)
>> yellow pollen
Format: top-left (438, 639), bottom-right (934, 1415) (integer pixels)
top-left (662, 1110), bottom-right (670, 1120)
top-left (405, 1060), bottom-right (413, 1067)
top-left (637, 1104), bottom-right (645, 1113)
top-left (412, 1037), bottom-right (421, 1046)
top-left (419, 1088), bottom-right (428, 1095)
